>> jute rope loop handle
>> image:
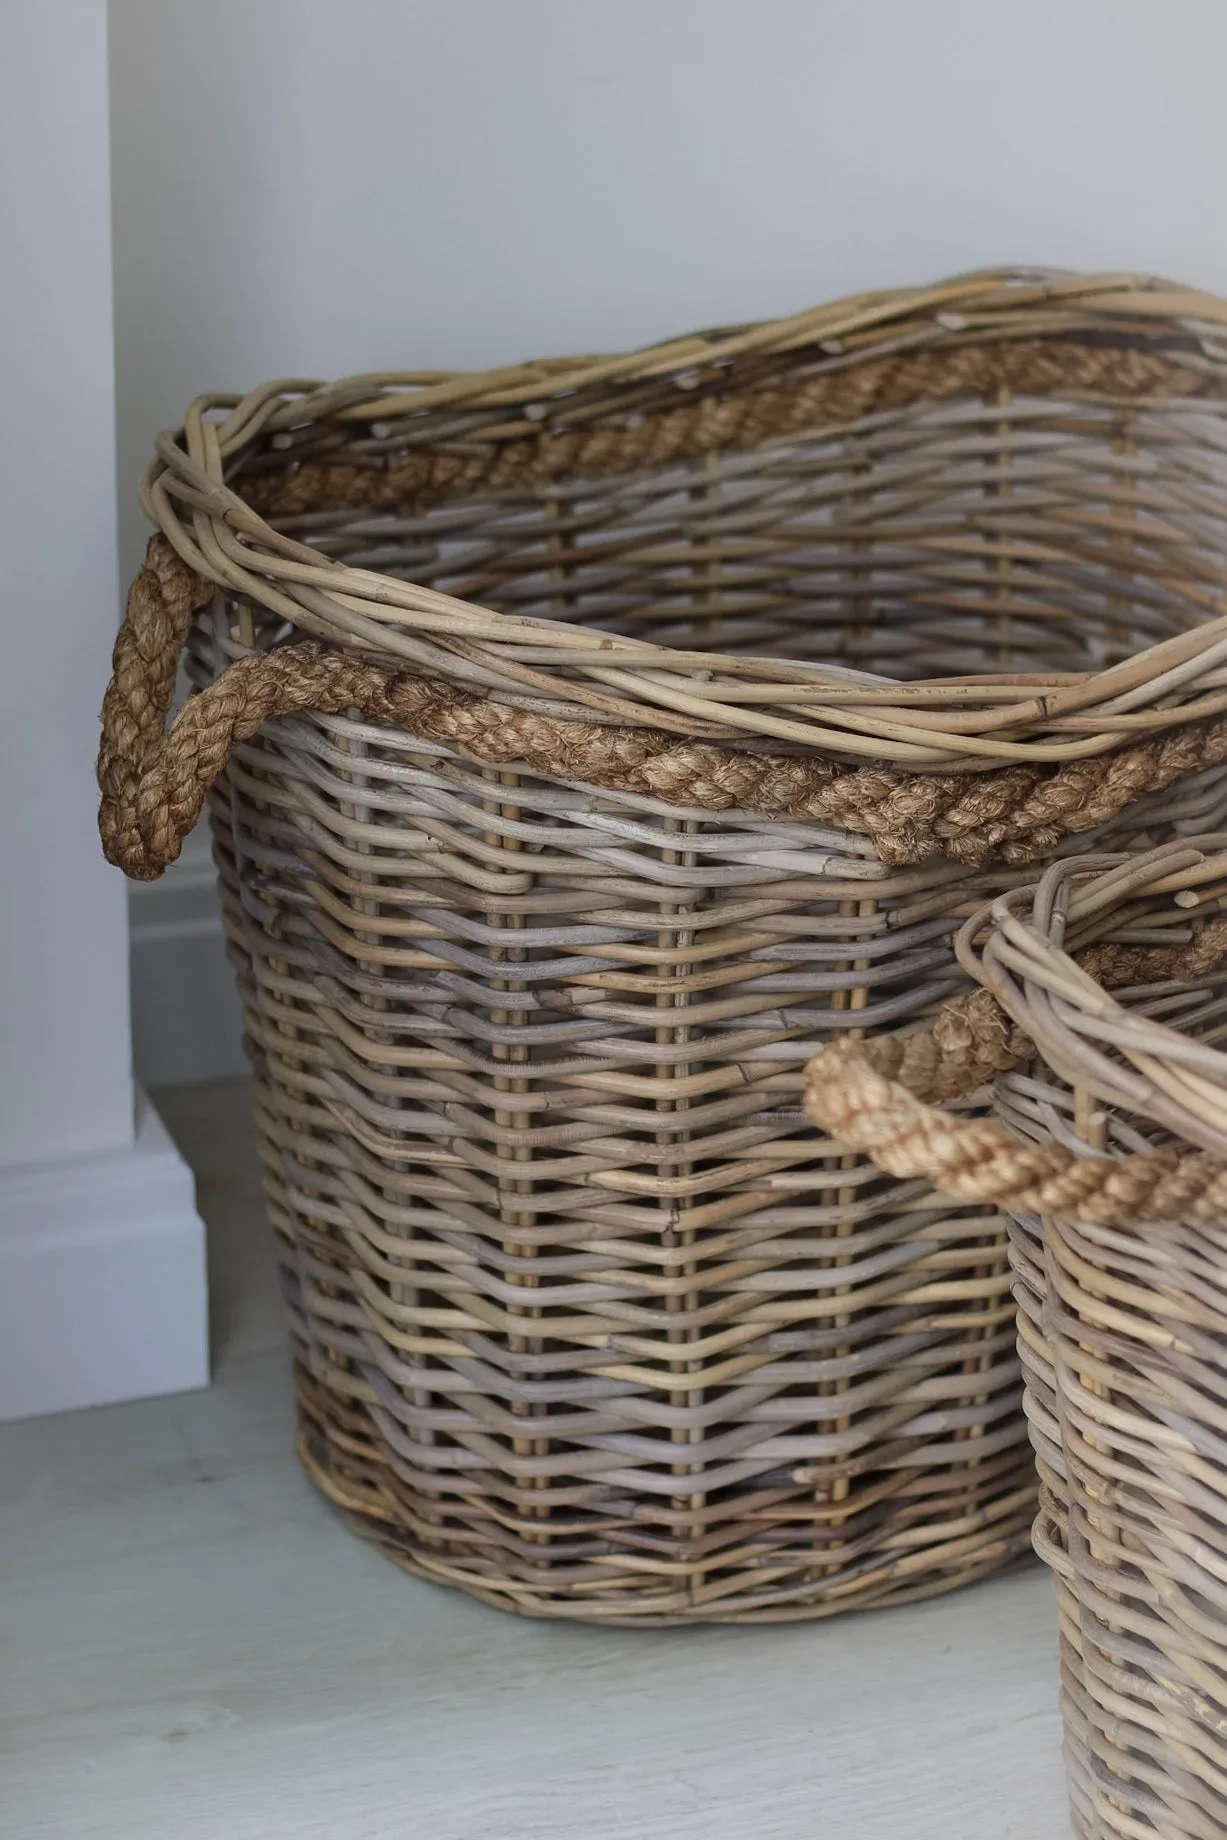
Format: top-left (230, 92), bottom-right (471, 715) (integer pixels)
top-left (804, 847), bottom-right (1227, 1230)
top-left (804, 1039), bottom-right (1227, 1230)
top-left (98, 538), bottom-right (1227, 882)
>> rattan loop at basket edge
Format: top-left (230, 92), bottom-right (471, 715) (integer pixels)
top-left (97, 536), bottom-right (1227, 881)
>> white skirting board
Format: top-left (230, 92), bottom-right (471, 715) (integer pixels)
top-left (128, 829), bottom-right (248, 1089)
top-left (0, 1093), bottom-right (209, 1422)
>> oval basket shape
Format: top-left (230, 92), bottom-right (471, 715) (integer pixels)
top-left (102, 270), bottom-right (1227, 1621)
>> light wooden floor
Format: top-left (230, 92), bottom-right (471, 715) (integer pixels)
top-left (0, 1080), bottom-right (1070, 1839)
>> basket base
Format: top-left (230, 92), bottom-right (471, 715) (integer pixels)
top-left (294, 1411), bottom-right (1037, 1627)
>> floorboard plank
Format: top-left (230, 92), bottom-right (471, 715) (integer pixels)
top-left (0, 1079), bottom-right (1068, 1839)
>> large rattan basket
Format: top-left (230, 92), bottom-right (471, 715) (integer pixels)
top-left (102, 270), bottom-right (1227, 1623)
top-left (806, 840), bottom-right (1227, 1831)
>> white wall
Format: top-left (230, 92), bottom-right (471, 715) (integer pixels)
top-left (0, 1), bottom-right (208, 1420)
top-left (109, 0), bottom-right (1227, 582)
top-left (0, 1), bottom-right (133, 1164)
top-left (108, 0), bottom-right (1227, 1080)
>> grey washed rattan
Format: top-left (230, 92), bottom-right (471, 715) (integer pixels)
top-left (101, 269), bottom-right (1227, 1621)
top-left (995, 854), bottom-right (1227, 1840)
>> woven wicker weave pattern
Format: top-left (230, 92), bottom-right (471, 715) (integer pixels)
top-left (990, 855), bottom-right (1227, 1840)
top-left (103, 269), bottom-right (1227, 1621)
top-left (204, 699), bottom-right (1038, 1621)
top-left (986, 864), bottom-right (1227, 1840)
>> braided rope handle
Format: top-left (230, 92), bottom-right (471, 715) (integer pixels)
top-left (98, 537), bottom-right (772, 881)
top-left (803, 984), bottom-right (1227, 1232)
top-left (98, 536), bottom-right (1227, 883)
top-left (98, 540), bottom-right (418, 881)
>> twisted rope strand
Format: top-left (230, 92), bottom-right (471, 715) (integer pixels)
top-left (856, 986), bottom-right (1035, 1102)
top-left (98, 537), bottom-right (1227, 881)
top-left (804, 906), bottom-right (1227, 1232)
top-left (830, 914), bottom-right (1227, 1110)
top-left (238, 339), bottom-right (1222, 518)
top-left (803, 1039), bottom-right (1227, 1229)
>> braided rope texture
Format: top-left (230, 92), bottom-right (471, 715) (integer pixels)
top-left (101, 270), bottom-right (1227, 1622)
top-left (805, 1037), bottom-right (1227, 1228)
top-left (100, 541), bottom-right (1227, 881)
top-left (803, 868), bottom-right (1227, 1227)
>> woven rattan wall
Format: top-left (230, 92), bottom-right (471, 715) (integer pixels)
top-left (996, 864), bottom-right (1227, 1840)
top-left (102, 271), bottom-right (1227, 1621)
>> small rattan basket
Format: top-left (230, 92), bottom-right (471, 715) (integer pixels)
top-left (102, 271), bottom-right (1227, 1623)
top-left (806, 840), bottom-right (1227, 1830)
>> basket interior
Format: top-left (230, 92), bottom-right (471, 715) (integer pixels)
top-left (240, 355), bottom-right (1227, 679)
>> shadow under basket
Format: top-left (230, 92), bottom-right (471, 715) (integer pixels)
top-left (100, 269), bottom-right (1227, 1621)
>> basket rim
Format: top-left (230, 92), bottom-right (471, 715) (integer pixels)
top-left (969, 840), bottom-right (1227, 1159)
top-left (142, 267), bottom-right (1227, 771)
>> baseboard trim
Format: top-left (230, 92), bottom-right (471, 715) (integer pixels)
top-left (0, 1093), bottom-right (209, 1421)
